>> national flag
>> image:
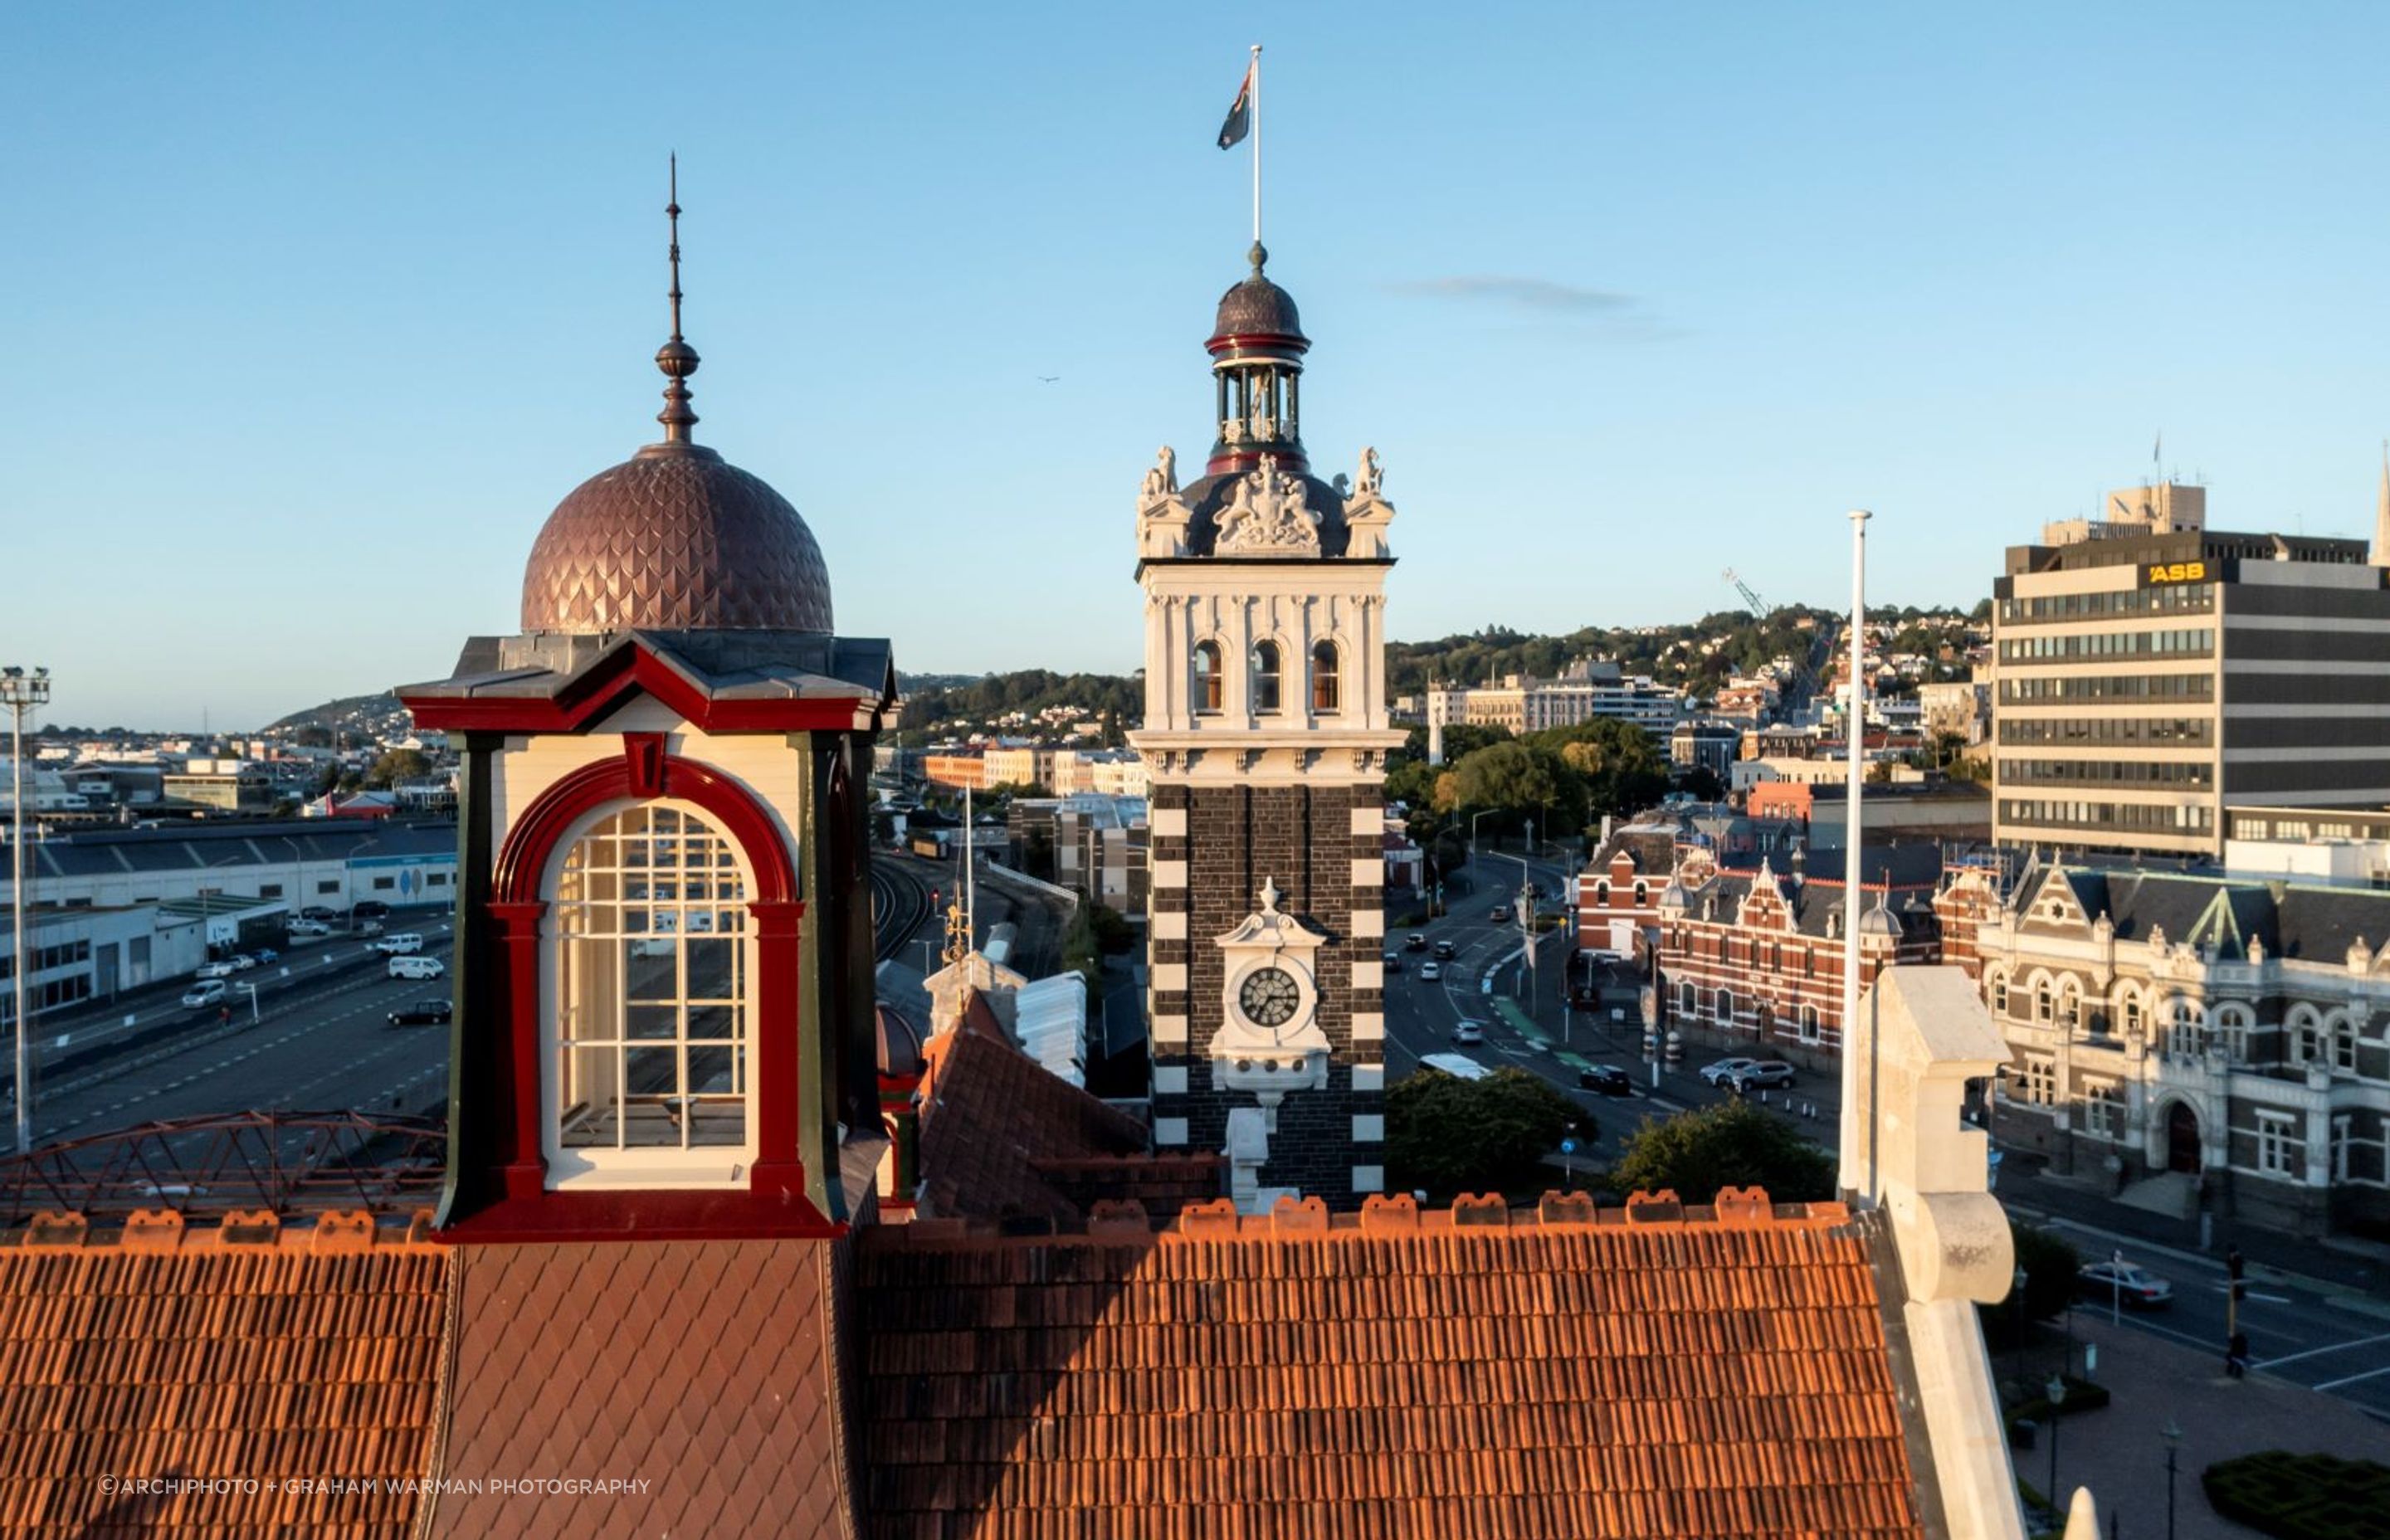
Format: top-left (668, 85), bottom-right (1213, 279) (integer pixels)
top-left (1217, 63), bottom-right (1253, 149)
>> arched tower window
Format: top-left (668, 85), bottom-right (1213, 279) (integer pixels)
top-left (549, 802), bottom-right (754, 1178)
top-left (1251, 641), bottom-right (1283, 714)
top-left (1192, 641), bottom-right (1223, 714)
top-left (1310, 641), bottom-right (1341, 713)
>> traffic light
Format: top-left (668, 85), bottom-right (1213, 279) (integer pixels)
top-left (930, 888), bottom-right (941, 909)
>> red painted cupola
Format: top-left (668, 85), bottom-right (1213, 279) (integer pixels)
top-left (398, 168), bottom-right (896, 1244)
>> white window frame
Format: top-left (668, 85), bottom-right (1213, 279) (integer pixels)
top-left (2256, 1111), bottom-right (2298, 1178)
top-left (542, 799), bottom-right (761, 1191)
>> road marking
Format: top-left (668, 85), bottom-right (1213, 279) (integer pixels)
top-left (2312, 1361), bottom-right (2390, 1392)
top-left (2254, 1330), bottom-right (2390, 1370)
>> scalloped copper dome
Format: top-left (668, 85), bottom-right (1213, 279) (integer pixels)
top-left (519, 441), bottom-right (835, 634)
top-left (1208, 241), bottom-right (1307, 349)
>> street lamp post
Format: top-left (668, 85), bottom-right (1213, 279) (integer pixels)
top-left (1468, 808), bottom-right (1498, 861)
top-left (3, 664), bottom-right (53, 1157)
top-left (2045, 1373), bottom-right (2068, 1518)
top-left (1516, 877), bottom-right (1537, 1002)
top-left (2163, 1418), bottom-right (2183, 1540)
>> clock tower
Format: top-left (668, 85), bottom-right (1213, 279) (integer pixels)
top-left (1132, 242), bottom-right (1404, 1207)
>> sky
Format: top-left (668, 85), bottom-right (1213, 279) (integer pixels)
top-left (10, 2), bottom-right (2390, 730)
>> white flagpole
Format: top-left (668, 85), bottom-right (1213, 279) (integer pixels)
top-left (1840, 508), bottom-right (1873, 1204)
top-left (1250, 44), bottom-right (1263, 246)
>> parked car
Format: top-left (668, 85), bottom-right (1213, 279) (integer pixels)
top-left (373, 933), bottom-right (426, 956)
top-left (300, 905), bottom-right (339, 921)
top-left (1699, 1057), bottom-right (1758, 1087)
top-left (2077, 1260), bottom-right (2173, 1309)
top-left (194, 961), bottom-right (237, 981)
top-left (356, 919), bottom-right (383, 937)
top-left (1383, 953), bottom-right (1402, 973)
top-left (287, 919), bottom-right (330, 938)
top-left (1488, 904), bottom-right (1514, 924)
top-left (1727, 1060), bottom-right (1797, 1093)
top-left (228, 953), bottom-right (259, 971)
top-left (388, 999), bottom-right (453, 1028)
top-left (353, 900), bottom-right (393, 920)
top-left (1432, 940), bottom-right (1456, 961)
top-left (1578, 1065), bottom-right (1635, 1096)
top-left (1418, 962), bottom-right (1443, 982)
top-left (1450, 1021), bottom-right (1487, 1045)
top-left (388, 955), bottom-right (446, 981)
top-left (1404, 933), bottom-right (1428, 953)
top-left (180, 980), bottom-right (228, 1009)
top-left (251, 948), bottom-right (280, 966)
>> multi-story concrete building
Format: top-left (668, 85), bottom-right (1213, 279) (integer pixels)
top-left (1054, 792), bottom-right (1149, 909)
top-left (1427, 658), bottom-right (1685, 739)
top-left (1960, 859), bottom-right (2390, 1235)
top-left (1919, 679), bottom-right (1990, 747)
top-left (1991, 480), bottom-right (2390, 860)
top-left (1667, 719), bottom-right (1740, 781)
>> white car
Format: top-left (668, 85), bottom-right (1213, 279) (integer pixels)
top-left (228, 953), bottom-right (259, 971)
top-left (181, 980), bottom-right (228, 1009)
top-left (1418, 962), bottom-right (1443, 982)
top-left (1699, 1057), bottom-right (1758, 1087)
top-left (1451, 1021), bottom-right (1487, 1046)
top-left (287, 919), bottom-right (331, 938)
top-left (373, 933), bottom-right (426, 956)
top-left (194, 961), bottom-right (237, 981)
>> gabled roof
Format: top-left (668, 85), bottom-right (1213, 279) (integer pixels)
top-left (857, 1193), bottom-right (1924, 1540)
top-left (0, 1231), bottom-right (448, 1538)
top-left (918, 995), bottom-right (1216, 1224)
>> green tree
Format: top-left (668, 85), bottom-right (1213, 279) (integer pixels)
top-left (363, 748), bottom-right (432, 788)
top-left (1607, 1100), bottom-right (1836, 1204)
top-left (1446, 741), bottom-right (1561, 823)
top-left (1980, 1221), bottom-right (2080, 1346)
top-left (1388, 1067), bottom-right (1583, 1200)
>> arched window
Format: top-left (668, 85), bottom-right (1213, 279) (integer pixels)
top-left (1192, 641), bottom-right (1223, 714)
top-left (1798, 1005), bottom-right (1821, 1043)
top-left (2120, 992), bottom-right (2143, 1038)
top-left (1989, 972), bottom-right (2009, 1016)
top-left (2333, 1015), bottom-right (2360, 1073)
top-left (1716, 987), bottom-right (1736, 1026)
top-left (2058, 982), bottom-right (2081, 1031)
top-left (1633, 880), bottom-right (1648, 906)
top-left (1310, 641), bottom-right (1341, 713)
top-left (1595, 880), bottom-right (1611, 906)
top-left (1251, 641), bottom-right (1282, 714)
top-left (2035, 980), bottom-right (2054, 1024)
top-left (549, 802), bottom-right (753, 1179)
top-left (1678, 981), bottom-right (1696, 1016)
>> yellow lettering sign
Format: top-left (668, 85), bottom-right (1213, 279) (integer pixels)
top-left (2144, 561), bottom-right (2207, 584)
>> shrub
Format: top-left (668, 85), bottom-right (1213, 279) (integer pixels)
top-left (1607, 1099), bottom-right (1836, 1203)
top-left (2202, 1451), bottom-right (2390, 1540)
top-left (1388, 1067), bottom-right (1581, 1201)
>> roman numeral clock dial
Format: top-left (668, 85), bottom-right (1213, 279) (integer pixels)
top-left (1237, 966), bottom-right (1301, 1031)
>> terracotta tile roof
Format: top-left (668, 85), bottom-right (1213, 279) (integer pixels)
top-left (0, 1220), bottom-right (447, 1539)
top-left (424, 1237), bottom-right (856, 1539)
top-left (856, 1192), bottom-right (1923, 1540)
top-left (918, 995), bottom-right (1221, 1224)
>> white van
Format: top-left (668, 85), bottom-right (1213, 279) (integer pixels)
top-left (374, 933), bottom-right (425, 956)
top-left (388, 955), bottom-right (446, 981)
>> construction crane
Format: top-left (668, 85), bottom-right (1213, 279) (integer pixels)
top-left (1720, 568), bottom-right (1768, 615)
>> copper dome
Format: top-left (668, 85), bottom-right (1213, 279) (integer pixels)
top-left (519, 441), bottom-right (835, 635)
top-left (1208, 242), bottom-right (1306, 349)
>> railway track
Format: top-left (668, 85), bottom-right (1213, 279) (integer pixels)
top-left (869, 856), bottom-right (934, 962)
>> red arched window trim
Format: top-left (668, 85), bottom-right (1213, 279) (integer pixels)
top-left (493, 748), bottom-right (798, 907)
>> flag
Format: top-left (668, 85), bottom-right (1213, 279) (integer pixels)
top-left (1217, 63), bottom-right (1252, 149)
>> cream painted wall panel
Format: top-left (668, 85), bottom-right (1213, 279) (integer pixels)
top-left (1150, 963), bottom-right (1188, 992)
top-left (1351, 961), bottom-right (1383, 991)
top-left (1152, 1012), bottom-right (1189, 1045)
top-left (1352, 909), bottom-right (1385, 938)
top-left (1351, 1011), bottom-right (1384, 1042)
top-left (1349, 859), bottom-right (1383, 889)
top-left (1349, 807), bottom-right (1382, 836)
top-left (1152, 910), bottom-right (1188, 940)
top-left (1151, 807), bottom-right (1188, 836)
top-left (1154, 860), bottom-right (1189, 889)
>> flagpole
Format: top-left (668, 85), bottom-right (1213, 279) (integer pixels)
top-left (1250, 43), bottom-right (1263, 246)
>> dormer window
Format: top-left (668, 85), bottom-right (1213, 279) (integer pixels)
top-left (1251, 641), bottom-right (1283, 714)
top-left (1310, 641), bottom-right (1341, 713)
top-left (1193, 641), bottom-right (1224, 714)
top-left (549, 802), bottom-right (755, 1187)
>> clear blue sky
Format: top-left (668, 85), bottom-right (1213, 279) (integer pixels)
top-left (12, 2), bottom-right (2390, 729)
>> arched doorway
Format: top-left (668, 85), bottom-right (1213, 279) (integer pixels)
top-left (2165, 1101), bottom-right (2202, 1174)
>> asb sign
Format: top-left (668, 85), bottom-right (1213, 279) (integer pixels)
top-left (2139, 559), bottom-right (2210, 587)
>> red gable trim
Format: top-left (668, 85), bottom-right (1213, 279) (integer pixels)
top-left (400, 641), bottom-right (883, 735)
top-left (492, 754), bottom-right (797, 906)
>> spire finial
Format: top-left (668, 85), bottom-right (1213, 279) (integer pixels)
top-left (1248, 240), bottom-right (1268, 276)
top-left (655, 153), bottom-right (700, 444)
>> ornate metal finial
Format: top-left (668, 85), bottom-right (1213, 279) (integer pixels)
top-left (655, 153), bottom-right (700, 444)
top-left (942, 901), bottom-right (970, 967)
top-left (1248, 240), bottom-right (1268, 275)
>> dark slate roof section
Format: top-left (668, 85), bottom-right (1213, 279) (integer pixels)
top-left (29, 818), bottom-right (456, 882)
top-left (1793, 845), bottom-right (1944, 890)
top-left (402, 628), bottom-right (896, 709)
top-left (2067, 868), bottom-right (2390, 960)
top-left (1175, 470), bottom-right (1352, 559)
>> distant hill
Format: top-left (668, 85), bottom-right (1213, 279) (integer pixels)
top-left (264, 692), bottom-right (415, 745)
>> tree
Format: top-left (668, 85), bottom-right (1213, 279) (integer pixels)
top-left (1607, 1100), bottom-right (1836, 1203)
top-left (1980, 1221), bottom-right (2080, 1347)
top-left (1525, 718), bottom-right (1669, 825)
top-left (1446, 741), bottom-right (1561, 826)
top-left (1387, 1067), bottom-right (1582, 1200)
top-left (363, 748), bottom-right (432, 788)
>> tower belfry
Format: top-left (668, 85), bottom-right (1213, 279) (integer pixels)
top-left (1133, 246), bottom-right (1405, 1208)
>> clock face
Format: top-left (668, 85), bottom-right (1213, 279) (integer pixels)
top-left (1237, 966), bottom-right (1302, 1029)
